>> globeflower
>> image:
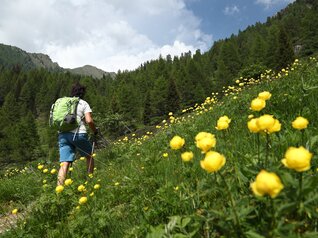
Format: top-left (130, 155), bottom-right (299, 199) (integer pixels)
top-left (37, 164), bottom-right (44, 170)
top-left (200, 151), bottom-right (226, 173)
top-left (12, 209), bottom-right (18, 215)
top-left (64, 178), bottom-right (73, 186)
top-left (79, 196), bottom-right (88, 205)
top-left (94, 184), bottom-right (101, 190)
top-left (292, 116), bottom-right (309, 130)
top-left (257, 114), bottom-right (275, 131)
top-left (267, 119), bottom-right (281, 133)
top-left (215, 115), bottom-right (231, 130)
top-left (43, 169), bottom-right (48, 173)
top-left (181, 151), bottom-right (194, 162)
top-left (78, 185), bottom-right (86, 192)
top-left (195, 132), bottom-right (216, 153)
top-left (216, 120), bottom-right (229, 130)
top-left (250, 170), bottom-right (284, 198)
top-left (50, 169), bottom-right (57, 174)
top-left (282, 146), bottom-right (312, 172)
top-left (258, 91), bottom-right (272, 101)
top-left (250, 98), bottom-right (266, 111)
top-left (55, 185), bottom-right (64, 194)
top-left (247, 118), bottom-right (260, 133)
top-left (170, 135), bottom-right (185, 150)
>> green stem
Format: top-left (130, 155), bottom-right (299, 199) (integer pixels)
top-left (218, 172), bottom-right (242, 234)
top-left (270, 199), bottom-right (277, 238)
top-left (301, 130), bottom-right (305, 146)
top-left (265, 133), bottom-right (270, 168)
top-left (257, 133), bottom-right (261, 168)
top-left (298, 172), bottom-right (303, 214)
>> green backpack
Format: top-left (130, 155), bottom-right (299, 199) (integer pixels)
top-left (49, 97), bottom-right (80, 132)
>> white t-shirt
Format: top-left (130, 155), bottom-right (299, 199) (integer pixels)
top-left (70, 99), bottom-right (92, 134)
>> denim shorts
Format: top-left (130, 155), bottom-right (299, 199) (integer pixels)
top-left (58, 132), bottom-right (93, 162)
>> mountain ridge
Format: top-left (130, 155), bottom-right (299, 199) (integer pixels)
top-left (0, 43), bottom-right (114, 79)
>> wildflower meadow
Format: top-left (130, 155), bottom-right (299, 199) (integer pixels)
top-left (1, 57), bottom-right (318, 237)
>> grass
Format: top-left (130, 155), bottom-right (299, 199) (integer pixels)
top-left (1, 57), bottom-right (318, 237)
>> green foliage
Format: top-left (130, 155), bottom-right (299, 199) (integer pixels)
top-left (2, 58), bottom-right (318, 237)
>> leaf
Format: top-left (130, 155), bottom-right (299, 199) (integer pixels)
top-left (245, 230), bottom-right (266, 238)
top-left (308, 135), bottom-right (318, 149)
top-left (303, 232), bottom-right (318, 238)
top-left (181, 217), bottom-right (191, 228)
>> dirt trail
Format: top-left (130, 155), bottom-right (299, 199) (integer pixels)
top-left (0, 212), bottom-right (24, 235)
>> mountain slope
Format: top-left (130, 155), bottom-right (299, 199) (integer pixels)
top-left (0, 43), bottom-right (113, 79)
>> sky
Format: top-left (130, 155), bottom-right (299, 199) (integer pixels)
top-left (0, 0), bottom-right (296, 72)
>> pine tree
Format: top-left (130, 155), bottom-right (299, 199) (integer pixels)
top-left (275, 25), bottom-right (295, 69)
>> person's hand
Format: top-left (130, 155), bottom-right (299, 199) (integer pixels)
top-left (92, 127), bottom-right (100, 144)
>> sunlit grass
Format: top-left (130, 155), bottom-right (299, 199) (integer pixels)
top-left (1, 58), bottom-right (318, 237)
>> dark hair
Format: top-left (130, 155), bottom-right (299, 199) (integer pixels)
top-left (71, 82), bottom-right (86, 99)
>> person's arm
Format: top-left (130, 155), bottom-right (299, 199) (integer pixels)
top-left (84, 112), bottom-right (98, 135)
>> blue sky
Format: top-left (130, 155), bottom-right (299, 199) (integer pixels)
top-left (0, 0), bottom-right (295, 72)
top-left (187, 0), bottom-right (294, 40)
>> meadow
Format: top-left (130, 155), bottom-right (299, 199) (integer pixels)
top-left (1, 57), bottom-right (318, 237)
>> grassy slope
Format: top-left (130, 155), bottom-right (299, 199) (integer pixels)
top-left (1, 58), bottom-right (318, 237)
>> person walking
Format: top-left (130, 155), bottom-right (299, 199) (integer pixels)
top-left (55, 82), bottom-right (99, 185)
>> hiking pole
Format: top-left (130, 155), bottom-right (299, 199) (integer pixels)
top-left (88, 141), bottom-right (95, 174)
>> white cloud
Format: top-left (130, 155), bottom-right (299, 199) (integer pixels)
top-left (255, 0), bottom-right (296, 9)
top-left (223, 5), bottom-right (240, 16)
top-left (0, 0), bottom-right (212, 72)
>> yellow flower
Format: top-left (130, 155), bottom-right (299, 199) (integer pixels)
top-left (292, 116), bottom-right (309, 130)
top-left (181, 151), bottom-right (194, 162)
top-left (267, 119), bottom-right (281, 133)
top-left (169, 136), bottom-right (185, 150)
top-left (37, 165), bottom-right (44, 170)
top-left (216, 120), bottom-right (229, 130)
top-left (12, 209), bottom-right (18, 215)
top-left (64, 178), bottom-right (73, 186)
top-left (250, 170), bottom-right (284, 198)
top-left (195, 132), bottom-right (216, 153)
top-left (114, 182), bottom-right (120, 186)
top-left (92, 153), bottom-right (96, 157)
top-left (79, 196), bottom-right (88, 205)
top-left (248, 114), bottom-right (254, 119)
top-left (250, 98), bottom-right (266, 111)
top-left (55, 185), bottom-right (64, 193)
top-left (218, 115), bottom-right (231, 124)
top-left (94, 184), bottom-right (101, 190)
top-left (282, 146), bottom-right (313, 172)
top-left (50, 169), bottom-right (57, 174)
top-left (80, 157), bottom-right (85, 161)
top-left (77, 185), bottom-right (86, 192)
top-left (258, 91), bottom-right (272, 100)
top-left (247, 118), bottom-right (260, 133)
top-left (69, 167), bottom-right (73, 172)
top-left (162, 153), bottom-right (169, 158)
top-left (43, 169), bottom-right (48, 173)
top-left (88, 173), bottom-right (93, 178)
top-left (43, 180), bottom-right (47, 184)
top-left (257, 114), bottom-right (275, 131)
top-left (200, 151), bottom-right (226, 173)
top-left (90, 192), bottom-right (95, 197)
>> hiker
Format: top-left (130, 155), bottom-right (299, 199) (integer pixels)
top-left (54, 82), bottom-right (99, 185)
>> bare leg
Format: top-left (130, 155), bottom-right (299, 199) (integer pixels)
top-left (86, 156), bottom-right (94, 174)
top-left (57, 162), bottom-right (71, 185)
